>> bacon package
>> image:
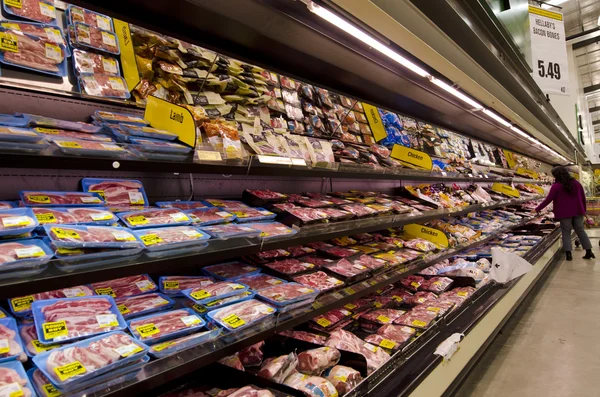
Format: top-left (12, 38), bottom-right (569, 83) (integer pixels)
top-left (293, 271), bottom-right (344, 293)
top-left (0, 318), bottom-right (26, 363)
top-left (21, 191), bottom-right (104, 206)
top-left (115, 293), bottom-right (174, 320)
top-left (133, 226), bottom-right (210, 252)
top-left (118, 208), bottom-right (191, 229)
top-left (159, 276), bottom-right (215, 296)
top-left (128, 308), bottom-right (205, 344)
top-left (9, 285), bottom-right (95, 317)
top-left (91, 274), bottom-right (157, 298)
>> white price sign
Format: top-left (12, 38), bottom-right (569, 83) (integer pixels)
top-left (529, 6), bottom-right (569, 95)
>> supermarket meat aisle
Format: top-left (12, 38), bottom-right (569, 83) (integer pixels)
top-left (454, 230), bottom-right (600, 397)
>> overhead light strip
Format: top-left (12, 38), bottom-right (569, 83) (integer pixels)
top-left (430, 77), bottom-right (483, 110)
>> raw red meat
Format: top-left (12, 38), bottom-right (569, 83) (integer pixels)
top-left (286, 246), bottom-right (316, 257)
top-left (228, 386), bottom-right (275, 397)
top-left (400, 275), bottom-right (425, 292)
top-left (5, 0), bottom-right (55, 23)
top-left (86, 180), bottom-right (144, 206)
top-left (324, 365), bottom-right (362, 395)
top-left (263, 259), bottom-right (317, 275)
top-left (115, 293), bottom-right (172, 317)
top-left (365, 324), bottom-right (416, 349)
top-left (0, 241), bottom-right (48, 267)
top-left (258, 283), bottom-right (316, 303)
top-left (325, 330), bottom-right (390, 374)
top-left (9, 285), bottom-right (94, 316)
top-left (404, 291), bottom-right (438, 306)
top-left (161, 276), bottom-right (214, 293)
top-left (298, 256), bottom-right (335, 267)
top-left (297, 347), bottom-right (340, 376)
top-left (247, 222), bottom-right (294, 239)
top-left (257, 353), bottom-right (298, 383)
top-left (383, 288), bottom-right (413, 304)
top-left (0, 323), bottom-right (25, 362)
top-left (129, 309), bottom-right (202, 341)
top-left (218, 354), bottom-right (244, 371)
top-left (23, 192), bottom-right (103, 206)
top-left (80, 74), bottom-right (129, 98)
top-left (293, 271), bottom-right (344, 292)
top-left (235, 274), bottom-right (285, 291)
top-left (238, 341), bottom-right (264, 367)
top-left (0, 366), bottom-right (33, 397)
top-left (121, 208), bottom-right (189, 227)
top-left (279, 330), bottom-right (327, 345)
top-left (343, 298), bottom-right (374, 313)
top-left (32, 208), bottom-right (77, 225)
top-left (312, 308), bottom-right (352, 329)
top-left (75, 23), bottom-right (119, 54)
top-left (46, 333), bottom-right (143, 382)
top-left (187, 282), bottom-right (246, 301)
top-left (321, 246), bottom-right (359, 258)
top-left (20, 324), bottom-right (40, 356)
top-left (39, 297), bottom-right (119, 340)
top-left (296, 199), bottom-right (333, 208)
top-left (65, 207), bottom-right (115, 223)
top-left (284, 208), bottom-right (329, 223)
top-left (69, 6), bottom-right (111, 30)
top-left (393, 306), bottom-right (438, 329)
top-left (420, 277), bottom-right (453, 293)
top-left (136, 226), bottom-right (208, 247)
top-left (205, 262), bottom-right (259, 279)
top-left (283, 373), bottom-right (338, 397)
top-left (245, 249), bottom-right (291, 264)
top-left (2, 31), bottom-right (63, 73)
top-left (360, 309), bottom-right (406, 325)
top-left (91, 274), bottom-right (157, 298)
top-left (340, 204), bottom-right (377, 217)
top-left (2, 22), bottom-right (64, 44)
top-left (420, 300), bottom-right (455, 317)
top-left (0, 213), bottom-right (36, 232)
top-left (370, 296), bottom-right (394, 309)
top-left (324, 259), bottom-right (369, 279)
top-left (209, 299), bottom-right (275, 330)
top-left (188, 208), bottom-right (234, 224)
top-left (352, 255), bottom-right (386, 272)
top-left (245, 189), bottom-right (286, 200)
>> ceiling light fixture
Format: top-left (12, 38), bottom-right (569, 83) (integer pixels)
top-left (482, 109), bottom-right (511, 127)
top-left (307, 2), bottom-right (431, 78)
top-left (430, 77), bottom-right (484, 110)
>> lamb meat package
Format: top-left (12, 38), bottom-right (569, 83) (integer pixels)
top-left (31, 296), bottom-right (127, 344)
top-left (128, 308), bottom-right (205, 344)
top-left (91, 274), bottom-right (158, 298)
top-left (257, 352), bottom-right (298, 383)
top-left (297, 347), bottom-right (341, 376)
top-left (207, 299), bottom-right (276, 331)
top-left (44, 225), bottom-right (141, 249)
top-left (324, 365), bottom-right (363, 395)
top-left (115, 293), bottom-right (175, 320)
top-left (81, 178), bottom-right (148, 207)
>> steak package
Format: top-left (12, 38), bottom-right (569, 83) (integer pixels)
top-left (359, 309), bottom-right (406, 326)
top-left (293, 271), bottom-right (344, 293)
top-left (128, 308), bottom-right (206, 344)
top-left (81, 178), bottom-right (148, 207)
top-left (311, 308), bottom-right (353, 330)
top-left (203, 261), bottom-right (261, 280)
top-left (297, 347), bottom-right (341, 376)
top-left (0, 318), bottom-right (26, 363)
top-left (207, 299), bottom-right (276, 331)
top-left (324, 365), bottom-right (363, 395)
top-left (91, 274), bottom-right (158, 298)
top-left (258, 352), bottom-right (298, 383)
top-left (115, 293), bottom-right (174, 320)
top-left (400, 275), bottom-right (425, 292)
top-left (118, 208), bottom-right (191, 229)
top-left (0, 208), bottom-right (38, 236)
top-left (420, 276), bottom-right (454, 293)
top-left (0, 28), bottom-right (66, 76)
top-left (158, 276), bottom-right (215, 296)
top-left (31, 296), bottom-right (127, 344)
top-left (235, 274), bottom-right (287, 291)
top-left (21, 191), bottom-right (104, 207)
top-left (393, 306), bottom-right (438, 329)
top-left (0, 239), bottom-right (53, 275)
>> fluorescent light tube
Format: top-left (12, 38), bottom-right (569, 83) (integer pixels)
top-left (307, 2), bottom-right (430, 77)
top-left (430, 78), bottom-right (483, 110)
top-left (482, 109), bottom-right (511, 127)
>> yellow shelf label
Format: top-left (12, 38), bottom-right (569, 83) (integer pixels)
top-left (145, 96), bottom-right (196, 147)
top-left (491, 183), bottom-right (520, 198)
top-left (525, 183), bottom-right (545, 195)
top-left (390, 144), bottom-right (433, 170)
top-left (403, 224), bottom-right (449, 248)
top-left (412, 320), bottom-right (427, 328)
top-left (362, 103), bottom-right (387, 142)
top-left (516, 167), bottom-right (539, 179)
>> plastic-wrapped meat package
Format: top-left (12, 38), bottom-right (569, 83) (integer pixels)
top-left (20, 324), bottom-right (56, 357)
top-left (283, 208), bottom-right (329, 224)
top-left (372, 251), bottom-right (408, 266)
top-left (312, 308), bottom-right (352, 329)
top-left (73, 49), bottom-right (119, 75)
top-left (321, 208), bottom-right (354, 221)
top-left (283, 373), bottom-right (338, 397)
top-left (73, 23), bottom-right (119, 54)
top-left (350, 233), bottom-right (374, 244)
top-left (0, 319), bottom-right (25, 362)
top-left (258, 283), bottom-right (318, 306)
top-left (330, 236), bottom-right (357, 247)
top-left (360, 309), bottom-right (406, 326)
top-left (228, 208), bottom-right (275, 223)
top-left (236, 274), bottom-right (286, 291)
top-left (320, 246), bottom-right (359, 259)
top-left (286, 245), bottom-right (316, 257)
top-left (257, 352), bottom-right (298, 383)
top-left (80, 74), bottom-right (129, 99)
top-left (246, 222), bottom-right (296, 240)
top-left (439, 286), bottom-right (476, 304)
top-left (184, 281), bottom-right (247, 303)
top-left (0, 362), bottom-right (35, 397)
top-left (129, 309), bottom-right (205, 343)
top-left (279, 330), bottom-right (327, 345)
top-left (476, 258), bottom-right (492, 272)
top-left (119, 208), bottom-right (190, 228)
top-left (382, 287), bottom-right (412, 305)
top-left (365, 324), bottom-right (416, 350)
top-left (63, 207), bottom-right (117, 225)
top-left (21, 191), bottom-right (103, 206)
top-left (82, 179), bottom-right (146, 206)
top-left (405, 291), bottom-right (438, 306)
top-left (207, 299), bottom-right (275, 331)
top-left (420, 277), bottom-right (453, 293)
top-left (377, 236), bottom-right (405, 247)
top-left (324, 259), bottom-right (369, 280)
top-left (370, 296), bottom-right (394, 310)
top-left (387, 201), bottom-right (414, 214)
top-left (238, 341), bottom-right (264, 367)
top-left (298, 256), bottom-right (335, 267)
top-left (340, 204), bottom-right (377, 218)
top-left (263, 259), bottom-right (317, 276)
top-left (4, 0), bottom-right (56, 23)
top-left (202, 224), bottom-right (261, 239)
top-left (367, 241), bottom-right (398, 251)
top-left (244, 189), bottom-right (287, 201)
top-left (307, 241), bottom-right (331, 251)
top-left (324, 365), bottom-right (363, 395)
top-left (68, 5), bottom-right (113, 30)
top-left (393, 306), bottom-right (438, 329)
top-left (352, 255), bottom-right (386, 272)
top-left (395, 249), bottom-right (422, 262)
top-left (420, 300), bottom-right (455, 317)
top-left (136, 226), bottom-right (212, 250)
top-left (218, 354), bottom-right (245, 371)
top-left (325, 330), bottom-right (389, 374)
top-left (203, 262), bottom-right (260, 280)
top-left (10, 285), bottom-right (95, 318)
top-left (293, 271), bottom-right (344, 293)
top-left (297, 347), bottom-right (341, 376)
top-left (92, 274), bottom-right (157, 298)
top-left (245, 249), bottom-right (291, 263)
top-left (160, 276), bottom-right (215, 295)
top-left (400, 275), bottom-right (425, 292)
top-left (402, 238), bottom-right (439, 252)
top-left (187, 208), bottom-right (235, 226)
top-left (296, 198), bottom-right (333, 208)
top-left (343, 298), bottom-right (373, 313)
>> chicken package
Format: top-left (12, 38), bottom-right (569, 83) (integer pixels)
top-left (323, 365), bottom-right (363, 395)
top-left (279, 330), bottom-right (327, 345)
top-left (115, 293), bottom-right (175, 320)
top-left (297, 347), bottom-right (341, 376)
top-left (182, 281), bottom-right (249, 304)
top-left (364, 324), bottom-right (416, 350)
top-left (31, 296), bottom-right (127, 344)
top-left (238, 341), bottom-right (264, 367)
top-left (420, 276), bottom-right (454, 293)
top-left (9, 284), bottom-right (95, 318)
top-left (359, 309), bottom-right (406, 326)
top-left (44, 225), bottom-right (141, 249)
top-left (263, 259), bottom-right (317, 276)
top-left (0, 318), bottom-right (26, 363)
top-left (118, 208), bottom-right (191, 229)
top-left (293, 271), bottom-right (344, 293)
top-left (128, 308), bottom-right (205, 344)
top-left (0, 361), bottom-right (35, 397)
top-left (326, 330), bottom-right (390, 374)
top-left (393, 306), bottom-right (438, 330)
top-left (91, 274), bottom-right (157, 298)
top-left (203, 261), bottom-right (260, 280)
top-left (159, 276), bottom-right (215, 296)
top-left (283, 373), bottom-right (339, 397)
top-left (207, 299), bottom-right (276, 331)
top-left (235, 274), bottom-right (287, 291)
top-left (257, 352), bottom-right (298, 383)
top-left (218, 354), bottom-right (245, 371)
top-left (81, 178), bottom-right (148, 207)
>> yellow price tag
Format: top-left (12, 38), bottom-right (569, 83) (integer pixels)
top-left (316, 318), bottom-right (331, 328)
top-left (140, 234), bottom-right (163, 246)
top-left (379, 339), bottom-right (397, 350)
top-left (10, 296), bottom-right (33, 312)
top-left (344, 303), bottom-right (357, 310)
top-left (0, 32), bottom-right (18, 53)
top-left (55, 141), bottom-right (82, 149)
top-left (152, 341), bottom-right (175, 352)
top-left (164, 281), bottom-right (179, 290)
top-left (190, 290), bottom-right (211, 300)
top-left (42, 321), bottom-right (68, 340)
top-left (222, 313), bottom-right (246, 329)
top-left (136, 323), bottom-right (160, 338)
top-left (42, 383), bottom-right (61, 397)
top-left (27, 195), bottom-right (50, 204)
top-left (127, 215), bottom-right (148, 226)
top-left (54, 361), bottom-right (86, 382)
top-left (412, 320), bottom-right (427, 328)
top-left (35, 213), bottom-right (57, 224)
top-left (51, 228), bottom-right (80, 240)
top-left (117, 304), bottom-right (130, 314)
top-left (376, 315), bottom-right (391, 324)
top-left (94, 287), bottom-right (116, 297)
top-left (31, 340), bottom-right (59, 353)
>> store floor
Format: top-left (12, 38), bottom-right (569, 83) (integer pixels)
top-left (454, 230), bottom-right (600, 397)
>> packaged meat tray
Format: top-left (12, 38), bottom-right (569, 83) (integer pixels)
top-left (128, 308), bottom-right (206, 344)
top-left (235, 274), bottom-right (287, 291)
top-left (32, 331), bottom-right (148, 388)
top-left (91, 274), bottom-right (157, 299)
top-left (118, 208), bottom-right (191, 229)
top-left (279, 330), bottom-right (327, 345)
top-left (244, 248), bottom-right (291, 264)
top-left (404, 291), bottom-right (438, 306)
top-left (281, 207), bottom-right (329, 226)
top-left (121, 124), bottom-right (178, 141)
top-left (283, 373), bottom-right (339, 397)
top-left (186, 207), bottom-right (236, 226)
top-left (257, 282), bottom-right (319, 308)
top-left (228, 207), bottom-right (276, 223)
top-left (182, 281), bottom-right (249, 304)
top-left (258, 352), bottom-right (298, 383)
top-left (340, 204), bottom-right (378, 218)
top-left (62, 207), bottom-right (118, 226)
top-left (201, 224), bottom-right (262, 239)
top-left (352, 255), bottom-right (387, 273)
top-left (44, 225), bottom-right (140, 249)
top-left (81, 178), bottom-right (148, 207)
top-left (297, 347), bottom-right (341, 376)
top-left (298, 256), bottom-right (335, 267)
top-left (207, 299), bottom-right (276, 332)
top-left (93, 111), bottom-right (147, 125)
top-left (325, 329), bottom-right (390, 375)
top-left (293, 271), bottom-right (344, 293)
top-left (203, 261), bottom-right (260, 280)
top-left (72, 48), bottom-right (119, 75)
top-left (359, 309), bottom-right (406, 326)
top-left (323, 258), bottom-right (369, 281)
top-left (156, 201), bottom-right (209, 210)
top-left (0, 208), bottom-right (38, 236)
top-left (50, 138), bottom-right (127, 157)
top-left (19, 113), bottom-right (101, 133)
top-left (115, 293), bottom-right (175, 320)
top-left (67, 4), bottom-right (113, 31)
top-left (403, 238), bottom-right (439, 252)
top-left (287, 245), bottom-right (316, 257)
top-left (33, 127), bottom-right (114, 142)
top-left (400, 275), bottom-right (425, 292)
top-left (9, 284), bottom-right (95, 318)
top-left (201, 290), bottom-right (255, 310)
top-left (21, 191), bottom-right (104, 207)
top-left (3, 0), bottom-right (56, 24)
top-left (53, 246), bottom-right (144, 273)
top-left (0, 239), bottom-right (53, 276)
top-left (311, 308), bottom-right (352, 329)
top-left (20, 324), bottom-right (59, 357)
top-left (393, 307), bottom-right (438, 329)
top-left (0, 201), bottom-right (14, 209)
top-left (324, 365), bottom-right (363, 395)
top-left (262, 258), bottom-right (318, 276)
top-left (319, 245), bottom-right (359, 259)
top-left (421, 300), bottom-right (455, 317)
top-left (0, 28), bottom-right (67, 76)
top-left (129, 138), bottom-right (192, 154)
top-left (71, 22), bottom-right (119, 54)
top-left (420, 276), bottom-right (453, 293)
top-left (364, 325), bottom-right (416, 350)
top-left (31, 296), bottom-right (127, 344)
top-left (0, 317), bottom-right (26, 363)
top-left (79, 74), bottom-right (130, 99)
top-left (343, 298), bottom-right (374, 313)
top-left (245, 221), bottom-right (297, 240)
top-left (0, 126), bottom-right (41, 143)
top-left (202, 199), bottom-right (248, 209)
top-left (242, 189), bottom-right (287, 207)
top-left (148, 325), bottom-right (222, 359)
top-left (132, 226), bottom-right (210, 254)
top-left (0, 361), bottom-right (35, 397)
top-left (0, 138), bottom-right (49, 154)
top-left (158, 276), bottom-right (215, 297)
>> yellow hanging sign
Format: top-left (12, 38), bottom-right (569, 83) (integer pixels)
top-left (491, 183), bottom-right (521, 198)
top-left (113, 19), bottom-right (140, 93)
top-left (516, 168), bottom-right (539, 179)
top-left (502, 149), bottom-right (517, 169)
top-left (390, 145), bottom-right (433, 170)
top-left (144, 96), bottom-right (196, 147)
top-left (362, 103), bottom-right (387, 142)
top-left (525, 183), bottom-right (545, 195)
top-left (403, 224), bottom-right (449, 248)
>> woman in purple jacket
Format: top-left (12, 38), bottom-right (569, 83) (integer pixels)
top-left (536, 166), bottom-right (593, 261)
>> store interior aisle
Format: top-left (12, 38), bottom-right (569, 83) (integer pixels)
top-left (454, 230), bottom-right (600, 397)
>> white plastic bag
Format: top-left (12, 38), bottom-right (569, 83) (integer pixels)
top-left (490, 248), bottom-right (533, 283)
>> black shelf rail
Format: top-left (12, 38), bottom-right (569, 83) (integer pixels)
top-left (0, 197), bottom-right (539, 299)
top-left (0, 152), bottom-right (551, 184)
top-left (83, 216), bottom-right (540, 397)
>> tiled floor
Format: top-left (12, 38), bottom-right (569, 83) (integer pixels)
top-left (454, 232), bottom-right (600, 397)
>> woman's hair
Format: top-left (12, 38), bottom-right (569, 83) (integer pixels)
top-left (551, 166), bottom-right (574, 194)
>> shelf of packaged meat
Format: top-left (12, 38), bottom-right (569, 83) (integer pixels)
top-left (0, 196), bottom-right (540, 299)
top-left (46, 214), bottom-right (550, 397)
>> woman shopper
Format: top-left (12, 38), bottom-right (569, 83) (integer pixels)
top-left (535, 166), bottom-right (594, 261)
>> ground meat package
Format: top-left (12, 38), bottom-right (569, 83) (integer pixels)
top-left (257, 352), bottom-right (298, 383)
top-left (324, 365), bottom-right (363, 395)
top-left (72, 22), bottom-right (119, 54)
top-left (297, 347), bottom-right (341, 376)
top-left (238, 341), bottom-right (264, 367)
top-left (283, 373), bottom-right (339, 397)
top-left (73, 49), bottom-right (120, 75)
top-left (293, 271), bottom-right (344, 293)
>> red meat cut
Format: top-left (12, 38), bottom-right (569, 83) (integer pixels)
top-left (263, 259), bottom-right (317, 275)
top-left (86, 180), bottom-right (143, 206)
top-left (91, 274), bottom-right (156, 298)
top-left (66, 208), bottom-right (116, 223)
top-left (238, 341), bottom-right (264, 367)
top-left (325, 365), bottom-right (363, 395)
top-left (0, 366), bottom-right (32, 397)
top-left (293, 271), bottom-right (344, 292)
top-left (2, 32), bottom-right (63, 72)
top-left (32, 208), bottom-right (78, 224)
top-left (326, 330), bottom-right (390, 374)
top-left (121, 208), bottom-right (189, 227)
top-left (0, 242), bottom-right (46, 266)
top-left (129, 309), bottom-right (202, 341)
top-left (0, 323), bottom-right (25, 362)
top-left (5, 0), bottom-right (55, 23)
top-left (297, 347), bottom-right (341, 376)
top-left (115, 293), bottom-right (172, 317)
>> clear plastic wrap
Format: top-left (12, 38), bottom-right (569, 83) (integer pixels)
top-left (0, 361), bottom-right (35, 397)
top-left (67, 5), bottom-right (113, 31)
top-left (0, 238), bottom-right (53, 276)
top-left (203, 261), bottom-right (260, 280)
top-left (9, 284), bottom-right (95, 318)
top-left (228, 207), bottom-right (276, 223)
top-left (44, 225), bottom-right (140, 249)
top-left (257, 283), bottom-right (319, 307)
top-left (148, 325), bottom-right (222, 359)
top-left (201, 224), bottom-right (262, 239)
top-left (0, 208), bottom-right (38, 236)
top-left (91, 274), bottom-right (158, 298)
top-left (235, 274), bottom-right (287, 291)
top-left (158, 276), bottom-right (215, 297)
top-left (115, 293), bottom-right (174, 320)
top-left (118, 208), bottom-right (192, 229)
top-left (128, 308), bottom-right (205, 344)
top-left (186, 207), bottom-right (236, 226)
top-left (245, 221), bottom-right (297, 240)
top-left (21, 191), bottom-right (104, 207)
top-left (182, 281), bottom-right (249, 304)
top-left (207, 299), bottom-right (276, 331)
top-left (0, 317), bottom-right (26, 363)
top-left (262, 258), bottom-right (317, 276)
top-left (132, 226), bottom-right (210, 252)
top-left (93, 111), bottom-right (147, 125)
top-left (156, 201), bottom-right (209, 210)
top-left (81, 178), bottom-right (148, 207)
top-left (71, 22), bottom-right (119, 55)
